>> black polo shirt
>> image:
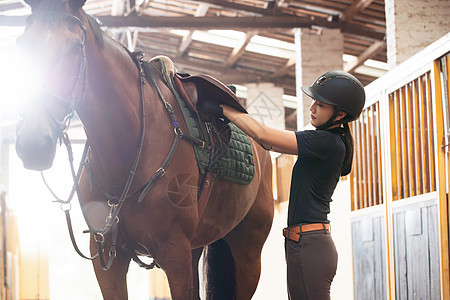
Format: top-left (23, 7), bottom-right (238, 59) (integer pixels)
top-left (287, 127), bottom-right (346, 226)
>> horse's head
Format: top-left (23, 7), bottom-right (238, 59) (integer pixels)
top-left (15, 0), bottom-right (88, 171)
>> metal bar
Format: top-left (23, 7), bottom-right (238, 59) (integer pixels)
top-left (406, 82), bottom-right (417, 196)
top-left (367, 105), bottom-right (376, 206)
top-left (412, 79), bottom-right (423, 195)
top-left (400, 86), bottom-right (410, 198)
top-left (392, 90), bottom-right (404, 200)
top-left (375, 102), bottom-right (383, 205)
top-left (350, 123), bottom-right (356, 211)
top-left (419, 75), bottom-right (430, 193)
top-left (362, 109), bottom-right (369, 208)
top-left (426, 72), bottom-right (437, 191)
top-left (362, 108), bottom-right (371, 207)
top-left (356, 117), bottom-right (364, 209)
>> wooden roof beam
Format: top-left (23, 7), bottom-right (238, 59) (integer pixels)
top-left (224, 32), bottom-right (255, 68)
top-left (189, 0), bottom-right (269, 15)
top-left (341, 0), bottom-right (376, 22)
top-left (272, 55), bottom-right (296, 78)
top-left (0, 15), bottom-right (385, 40)
top-left (344, 39), bottom-right (385, 73)
top-left (177, 3), bottom-right (210, 58)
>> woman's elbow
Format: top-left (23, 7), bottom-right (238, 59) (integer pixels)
top-left (251, 127), bottom-right (271, 145)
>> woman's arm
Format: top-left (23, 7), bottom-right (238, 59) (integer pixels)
top-left (221, 104), bottom-right (298, 155)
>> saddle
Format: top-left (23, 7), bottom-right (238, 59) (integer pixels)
top-left (149, 55), bottom-right (247, 116)
top-left (149, 55), bottom-right (254, 183)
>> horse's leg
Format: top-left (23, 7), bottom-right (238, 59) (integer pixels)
top-left (223, 185), bottom-right (274, 299)
top-left (192, 247), bottom-right (204, 300)
top-left (90, 237), bottom-right (132, 300)
top-left (156, 237), bottom-right (194, 299)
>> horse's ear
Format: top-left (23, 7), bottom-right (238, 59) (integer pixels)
top-left (69, 0), bottom-right (86, 10)
top-left (23, 0), bottom-right (40, 9)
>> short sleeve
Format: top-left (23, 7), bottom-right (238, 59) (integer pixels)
top-left (295, 130), bottom-right (341, 160)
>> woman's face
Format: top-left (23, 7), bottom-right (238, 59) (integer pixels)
top-left (309, 100), bottom-right (337, 128)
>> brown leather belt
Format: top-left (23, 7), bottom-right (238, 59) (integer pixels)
top-left (283, 223), bottom-right (330, 242)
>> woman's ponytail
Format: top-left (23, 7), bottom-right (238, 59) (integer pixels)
top-left (341, 123), bottom-right (354, 176)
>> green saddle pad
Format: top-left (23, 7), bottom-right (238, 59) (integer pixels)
top-left (197, 123), bottom-right (255, 184)
top-left (179, 99), bottom-right (255, 185)
top-left (154, 56), bottom-right (254, 185)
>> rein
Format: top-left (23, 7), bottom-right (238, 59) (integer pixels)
top-left (42, 14), bottom-right (199, 270)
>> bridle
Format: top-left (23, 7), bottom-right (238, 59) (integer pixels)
top-left (34, 14), bottom-right (88, 138)
top-left (40, 13), bottom-right (151, 271)
top-left (38, 13), bottom-right (200, 271)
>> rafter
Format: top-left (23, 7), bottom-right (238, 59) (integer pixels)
top-left (344, 40), bottom-right (385, 73)
top-left (0, 15), bottom-right (384, 40)
top-left (176, 3), bottom-right (210, 58)
top-left (126, 30), bottom-right (139, 51)
top-left (224, 32), bottom-right (255, 68)
top-left (272, 55), bottom-right (296, 78)
top-left (190, 0), bottom-right (269, 15)
top-left (342, 0), bottom-right (376, 22)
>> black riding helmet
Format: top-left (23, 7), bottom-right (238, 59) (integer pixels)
top-left (301, 70), bottom-right (366, 127)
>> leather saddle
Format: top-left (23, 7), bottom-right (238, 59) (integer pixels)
top-left (149, 55), bottom-right (247, 117)
top-left (174, 73), bottom-right (247, 117)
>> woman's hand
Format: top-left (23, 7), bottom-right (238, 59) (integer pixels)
top-left (221, 104), bottom-right (299, 155)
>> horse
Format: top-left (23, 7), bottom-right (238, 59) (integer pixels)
top-left (14, 0), bottom-right (274, 299)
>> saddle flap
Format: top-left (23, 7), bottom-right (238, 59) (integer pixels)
top-left (176, 73), bottom-right (247, 114)
top-left (173, 75), bottom-right (198, 112)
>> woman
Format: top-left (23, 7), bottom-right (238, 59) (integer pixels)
top-left (202, 70), bottom-right (365, 299)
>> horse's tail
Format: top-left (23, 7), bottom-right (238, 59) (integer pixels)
top-left (204, 238), bottom-right (236, 299)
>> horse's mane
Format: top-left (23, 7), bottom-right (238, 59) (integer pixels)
top-left (84, 13), bottom-right (105, 48)
top-left (82, 13), bottom-right (160, 80)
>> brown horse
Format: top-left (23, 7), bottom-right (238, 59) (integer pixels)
top-left (14, 0), bottom-right (274, 299)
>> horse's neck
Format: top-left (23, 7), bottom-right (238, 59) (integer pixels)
top-left (80, 29), bottom-right (142, 170)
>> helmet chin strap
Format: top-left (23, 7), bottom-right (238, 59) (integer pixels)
top-left (316, 109), bottom-right (343, 130)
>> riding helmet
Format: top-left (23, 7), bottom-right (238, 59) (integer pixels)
top-left (301, 70), bottom-right (366, 122)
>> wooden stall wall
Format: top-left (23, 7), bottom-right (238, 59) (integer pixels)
top-left (392, 200), bottom-right (440, 300)
top-left (352, 212), bottom-right (387, 300)
top-left (350, 34), bottom-right (450, 300)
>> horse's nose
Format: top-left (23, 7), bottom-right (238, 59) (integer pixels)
top-left (16, 134), bottom-right (56, 171)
